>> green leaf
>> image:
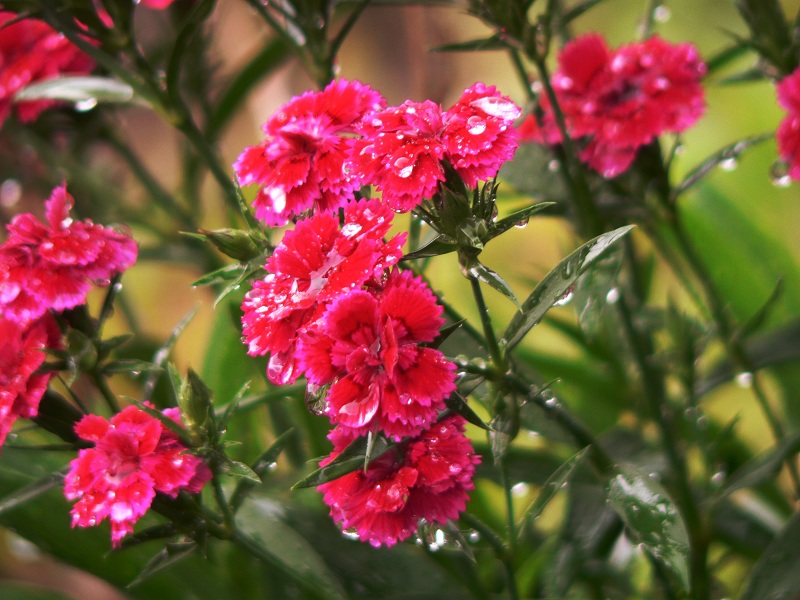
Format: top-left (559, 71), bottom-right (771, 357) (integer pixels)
top-left (401, 235), bottom-right (459, 260)
top-left (102, 359), bottom-right (162, 375)
top-left (218, 458), bottom-right (261, 482)
top-left (485, 202), bottom-right (554, 242)
top-left (292, 434), bottom-right (392, 489)
top-left (445, 392), bottom-right (490, 431)
top-left (571, 245), bottom-right (623, 341)
top-left (15, 76), bottom-right (140, 107)
top-left (191, 263), bottom-right (244, 287)
top-left (235, 498), bottom-right (347, 600)
top-left (716, 432), bottom-right (800, 501)
top-left (230, 429), bottom-right (295, 512)
top-left (462, 256), bottom-right (520, 308)
top-left (606, 465), bottom-right (690, 590)
top-left (740, 508), bottom-right (800, 600)
top-left (127, 542), bottom-right (198, 589)
top-left (0, 470), bottom-right (66, 516)
top-left (431, 34), bottom-right (506, 52)
top-left (502, 226), bottom-right (634, 351)
top-left (501, 142), bottom-right (568, 202)
top-left (142, 307), bottom-right (198, 402)
top-left (0, 583), bottom-right (74, 600)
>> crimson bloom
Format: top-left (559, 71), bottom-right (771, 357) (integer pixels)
top-left (234, 79), bottom-right (385, 226)
top-left (0, 184), bottom-right (138, 325)
top-left (297, 269), bottom-right (455, 440)
top-left (776, 68), bottom-right (800, 180)
top-left (64, 405), bottom-right (211, 547)
top-left (0, 12), bottom-right (95, 125)
top-left (0, 314), bottom-right (61, 448)
top-left (318, 415), bottom-right (480, 547)
top-left (519, 34), bottom-right (706, 177)
top-left (241, 199), bottom-right (405, 385)
top-left (350, 83), bottom-right (520, 211)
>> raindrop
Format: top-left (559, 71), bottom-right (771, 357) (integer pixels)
top-left (0, 179), bottom-right (22, 207)
top-left (514, 218), bottom-right (529, 229)
top-left (342, 528), bottom-right (360, 541)
top-left (394, 156), bottom-right (414, 179)
top-left (710, 470), bottom-right (725, 486)
top-left (735, 371), bottom-right (753, 388)
top-left (467, 115), bottom-right (487, 135)
top-left (719, 157), bottom-right (738, 172)
top-left (530, 81), bottom-right (543, 94)
top-left (554, 287), bottom-right (574, 306)
top-left (769, 159), bottom-right (792, 187)
top-left (511, 482), bottom-right (530, 497)
top-left (547, 159), bottom-right (560, 172)
top-left (340, 222), bottom-right (362, 237)
top-left (469, 96), bottom-right (521, 120)
top-left (653, 4), bottom-right (671, 22)
top-left (606, 287), bottom-right (620, 304)
top-left (468, 530), bottom-right (480, 543)
top-left (75, 97), bottom-right (98, 112)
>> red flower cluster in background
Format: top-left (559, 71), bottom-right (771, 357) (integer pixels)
top-left (0, 12), bottom-right (95, 125)
top-left (519, 34), bottom-right (706, 177)
top-left (64, 406), bottom-right (211, 547)
top-left (776, 68), bottom-right (800, 180)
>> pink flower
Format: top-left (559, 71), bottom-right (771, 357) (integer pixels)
top-left (297, 269), bottom-right (455, 440)
top-left (318, 415), bottom-right (480, 547)
top-left (234, 79), bottom-right (385, 226)
top-left (64, 405), bottom-right (211, 547)
top-left (0, 314), bottom-right (61, 448)
top-left (0, 12), bottom-right (95, 125)
top-left (519, 34), bottom-right (706, 177)
top-left (141, 0), bottom-right (178, 8)
top-left (0, 184), bottom-right (138, 325)
top-left (776, 69), bottom-right (800, 180)
top-left (350, 83), bottom-right (520, 211)
top-left (241, 199), bottom-right (405, 385)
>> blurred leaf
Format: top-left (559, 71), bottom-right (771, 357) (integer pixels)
top-left (502, 226), bottom-right (634, 350)
top-left (572, 246), bottom-right (622, 341)
top-left (142, 307), bottom-right (199, 403)
top-left (705, 41), bottom-right (751, 75)
top-left (740, 508), bottom-right (800, 600)
top-left (0, 583), bottom-right (74, 600)
top-left (0, 470), bottom-right (66, 516)
top-left (462, 256), bottom-right (520, 307)
top-left (32, 391), bottom-right (83, 444)
top-left (561, 0), bottom-right (607, 23)
top-left (292, 435), bottom-right (392, 489)
top-left (127, 541), bottom-right (198, 589)
top-left (502, 142), bottom-right (568, 201)
top-left (102, 359), bottom-right (162, 375)
top-left (217, 459), bottom-right (261, 482)
top-left (432, 34), bottom-right (506, 52)
top-left (14, 76), bottom-right (140, 106)
top-left (606, 465), bottom-right (690, 590)
top-left (716, 432), bottom-right (800, 501)
top-left (235, 498), bottom-right (347, 600)
top-left (230, 429), bottom-right (295, 512)
top-left (736, 279), bottom-right (784, 341)
top-left (191, 263), bottom-right (242, 287)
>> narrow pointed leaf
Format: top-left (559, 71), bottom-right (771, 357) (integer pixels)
top-left (230, 429), bottom-right (295, 512)
top-left (402, 235), bottom-right (459, 260)
top-left (142, 307), bottom-right (198, 402)
top-left (127, 542), bottom-right (198, 589)
top-left (486, 202), bottom-right (554, 242)
top-left (15, 76), bottom-right (140, 106)
top-left (606, 465), bottom-right (690, 590)
top-left (716, 432), bottom-right (800, 501)
top-left (191, 263), bottom-right (242, 287)
top-left (445, 392), bottom-right (490, 430)
top-left (432, 35), bottom-right (506, 52)
top-left (464, 258), bottom-right (519, 308)
top-left (292, 435), bottom-right (392, 489)
top-left (503, 226), bottom-right (634, 350)
top-left (219, 459), bottom-right (261, 483)
top-left (0, 470), bottom-right (66, 516)
top-left (740, 508), bottom-right (800, 600)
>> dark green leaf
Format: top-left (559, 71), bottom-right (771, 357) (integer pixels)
top-left (445, 392), bottom-right (490, 430)
top-left (218, 459), bottom-right (261, 482)
top-left (736, 279), bottom-right (784, 341)
top-left (571, 246), bottom-right (622, 341)
top-left (127, 542), bottom-right (198, 588)
top-left (292, 435), bottom-right (392, 489)
top-left (191, 263), bottom-right (244, 287)
top-left (485, 202), bottom-right (554, 242)
top-left (401, 235), bottom-right (459, 260)
top-left (740, 508), bottom-right (800, 600)
top-left (431, 35), bottom-right (506, 52)
top-left (102, 359), bottom-right (162, 375)
top-left (716, 432), bottom-right (800, 500)
top-left (0, 583), bottom-right (74, 600)
top-left (230, 429), bottom-right (295, 512)
top-left (462, 257), bottom-right (520, 307)
top-left (704, 41), bottom-right (750, 75)
top-left (502, 226), bottom-right (634, 350)
top-left (235, 498), bottom-right (347, 600)
top-left (0, 470), bottom-right (66, 516)
top-left (142, 307), bottom-right (198, 402)
top-left (606, 465), bottom-right (690, 590)
top-left (32, 391), bottom-right (83, 444)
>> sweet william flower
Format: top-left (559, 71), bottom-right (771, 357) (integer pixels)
top-left (0, 12), bottom-right (95, 125)
top-left (318, 415), bottom-right (480, 547)
top-left (64, 405), bottom-right (211, 547)
top-left (297, 269), bottom-right (455, 440)
top-left (519, 34), bottom-right (705, 177)
top-left (350, 83), bottom-right (520, 211)
top-left (0, 314), bottom-right (61, 448)
top-left (0, 184), bottom-right (138, 325)
top-left (234, 79), bottom-right (385, 226)
top-left (775, 68), bottom-right (800, 180)
top-left (241, 199), bottom-right (405, 385)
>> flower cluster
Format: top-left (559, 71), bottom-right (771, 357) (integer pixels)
top-left (0, 12), bottom-right (95, 125)
top-left (64, 406), bottom-right (211, 547)
top-left (318, 415), bottom-right (480, 547)
top-left (235, 79), bottom-right (520, 224)
top-left (0, 184), bottom-right (137, 450)
top-left (519, 34), bottom-right (706, 177)
top-left (776, 68), bottom-right (800, 180)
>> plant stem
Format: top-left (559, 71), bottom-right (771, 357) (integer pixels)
top-left (469, 276), bottom-right (506, 374)
top-left (460, 513), bottom-right (520, 600)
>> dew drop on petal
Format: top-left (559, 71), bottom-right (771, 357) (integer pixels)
top-left (469, 96), bottom-right (521, 120)
top-left (467, 115), bottom-right (487, 135)
top-left (394, 156), bottom-right (414, 178)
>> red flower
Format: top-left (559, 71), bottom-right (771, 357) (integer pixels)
top-left (64, 405), bottom-right (211, 547)
top-left (241, 199), bottom-right (405, 385)
top-left (519, 34), bottom-right (705, 177)
top-left (0, 314), bottom-right (61, 448)
top-left (297, 269), bottom-right (455, 440)
top-left (776, 68), bottom-right (800, 180)
top-left (234, 79), bottom-right (385, 226)
top-left (318, 415), bottom-right (480, 547)
top-left (0, 12), bottom-right (95, 125)
top-left (0, 184), bottom-right (138, 325)
top-left (350, 83), bottom-right (520, 211)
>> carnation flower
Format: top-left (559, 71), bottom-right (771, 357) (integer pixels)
top-left (297, 269), bottom-right (455, 440)
top-left (0, 314), bottom-right (61, 448)
top-left (0, 12), bottom-right (95, 125)
top-left (519, 34), bottom-right (706, 177)
top-left (64, 405), bottom-right (211, 547)
top-left (776, 68), bottom-right (800, 180)
top-left (241, 199), bottom-right (405, 385)
top-left (350, 83), bottom-right (520, 211)
top-left (0, 184), bottom-right (138, 325)
top-left (318, 415), bottom-right (480, 547)
top-left (234, 79), bottom-right (385, 226)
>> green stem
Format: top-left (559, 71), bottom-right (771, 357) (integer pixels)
top-left (460, 513), bottom-right (519, 600)
top-left (91, 371), bottom-right (121, 414)
top-left (469, 276), bottom-right (506, 374)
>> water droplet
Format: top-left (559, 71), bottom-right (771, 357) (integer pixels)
top-left (468, 530), bottom-right (480, 543)
top-left (514, 218), bottom-right (528, 229)
top-left (511, 482), bottom-right (530, 497)
top-left (75, 97), bottom-right (98, 112)
top-left (394, 156), bottom-right (414, 178)
top-left (711, 471), bottom-right (725, 486)
top-left (770, 159), bottom-right (792, 187)
top-left (467, 115), bottom-right (487, 135)
top-left (342, 528), bottom-right (360, 541)
top-left (530, 81), bottom-right (543, 94)
top-left (554, 288), bottom-right (574, 306)
top-left (547, 159), bottom-right (560, 172)
top-left (606, 287), bottom-right (620, 304)
top-left (340, 222), bottom-right (362, 237)
top-left (0, 179), bottom-right (22, 207)
top-left (719, 157), bottom-right (738, 172)
top-left (735, 371), bottom-right (753, 388)
top-left (653, 4), bottom-right (671, 22)
top-left (469, 96), bottom-right (521, 120)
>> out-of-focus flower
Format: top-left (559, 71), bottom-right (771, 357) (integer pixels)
top-left (318, 415), bottom-right (480, 547)
top-left (241, 199), bottom-right (404, 385)
top-left (0, 184), bottom-right (138, 325)
top-left (519, 34), bottom-right (705, 177)
top-left (350, 83), bottom-right (520, 211)
top-left (776, 68), bottom-right (800, 180)
top-left (0, 12), bottom-right (95, 125)
top-left (64, 405), bottom-right (211, 547)
top-left (141, 0), bottom-right (178, 8)
top-left (298, 269), bottom-right (455, 440)
top-left (0, 314), bottom-right (61, 448)
top-left (234, 79), bottom-right (385, 227)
